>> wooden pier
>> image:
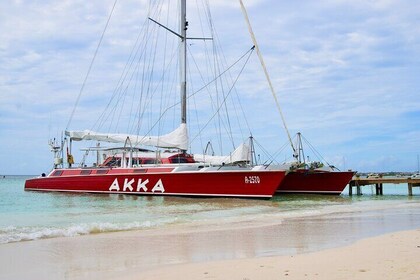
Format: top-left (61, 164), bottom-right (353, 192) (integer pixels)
top-left (349, 177), bottom-right (420, 196)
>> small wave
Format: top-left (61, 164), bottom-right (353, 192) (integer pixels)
top-left (0, 221), bottom-right (154, 244)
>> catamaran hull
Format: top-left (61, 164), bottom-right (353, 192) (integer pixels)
top-left (276, 170), bottom-right (354, 195)
top-left (25, 169), bottom-right (286, 198)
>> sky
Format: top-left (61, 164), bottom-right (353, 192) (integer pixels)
top-left (1, 0), bottom-right (419, 175)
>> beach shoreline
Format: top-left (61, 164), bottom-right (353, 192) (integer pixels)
top-left (1, 204), bottom-right (420, 279)
top-left (130, 229), bottom-right (420, 280)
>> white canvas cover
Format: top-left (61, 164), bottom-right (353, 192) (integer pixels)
top-left (194, 142), bottom-right (251, 165)
top-left (65, 123), bottom-right (188, 150)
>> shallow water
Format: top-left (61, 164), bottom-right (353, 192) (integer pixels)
top-left (1, 175), bottom-right (419, 244)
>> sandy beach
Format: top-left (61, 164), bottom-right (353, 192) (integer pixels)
top-left (129, 229), bottom-right (420, 280)
top-left (1, 205), bottom-right (419, 280)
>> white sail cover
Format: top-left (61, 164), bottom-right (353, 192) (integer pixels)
top-left (65, 123), bottom-right (188, 150)
top-left (194, 142), bottom-right (251, 165)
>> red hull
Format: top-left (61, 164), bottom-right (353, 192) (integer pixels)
top-left (277, 170), bottom-right (354, 195)
top-left (25, 168), bottom-right (286, 198)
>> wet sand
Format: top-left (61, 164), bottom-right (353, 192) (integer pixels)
top-left (1, 207), bottom-right (419, 279)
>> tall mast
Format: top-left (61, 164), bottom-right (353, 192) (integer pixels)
top-left (180, 0), bottom-right (187, 125)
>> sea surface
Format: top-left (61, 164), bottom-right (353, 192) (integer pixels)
top-left (1, 175), bottom-right (419, 244)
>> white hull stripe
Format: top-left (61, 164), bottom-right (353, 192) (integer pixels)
top-left (25, 188), bottom-right (272, 198)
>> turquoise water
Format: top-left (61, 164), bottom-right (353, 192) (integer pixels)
top-left (1, 175), bottom-right (419, 244)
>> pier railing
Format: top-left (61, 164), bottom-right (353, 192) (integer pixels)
top-left (349, 177), bottom-right (420, 196)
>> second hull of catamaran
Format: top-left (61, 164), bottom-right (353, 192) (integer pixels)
top-left (277, 169), bottom-right (354, 195)
top-left (253, 165), bottom-right (354, 195)
top-left (25, 166), bottom-right (286, 198)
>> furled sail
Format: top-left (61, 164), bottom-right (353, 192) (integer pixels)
top-left (194, 142), bottom-right (251, 165)
top-left (65, 123), bottom-right (188, 150)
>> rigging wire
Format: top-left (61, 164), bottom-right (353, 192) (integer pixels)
top-left (203, 0), bottom-right (251, 142)
top-left (300, 134), bottom-right (335, 167)
top-left (190, 47), bottom-right (254, 144)
top-left (92, 0), bottom-right (177, 138)
top-left (252, 137), bottom-right (282, 165)
top-left (66, 0), bottom-right (118, 131)
top-left (137, 0), bottom-right (180, 138)
top-left (157, 0), bottom-right (171, 140)
top-left (92, 5), bottom-right (153, 132)
top-left (127, 52), bottom-right (141, 133)
top-left (189, 80), bottom-right (204, 152)
top-left (210, 14), bottom-right (235, 151)
top-left (187, 44), bottom-right (238, 152)
top-left (198, 0), bottom-right (229, 153)
top-left (71, 1), bottom-right (255, 156)
top-left (136, 46), bottom-right (256, 147)
top-left (267, 137), bottom-right (293, 164)
top-left (191, 0), bottom-right (237, 152)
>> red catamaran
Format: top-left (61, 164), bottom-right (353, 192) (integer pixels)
top-left (25, 0), bottom-right (286, 198)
